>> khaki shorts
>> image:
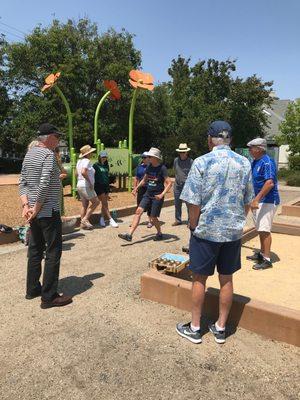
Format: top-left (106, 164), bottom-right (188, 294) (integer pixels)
top-left (252, 203), bottom-right (278, 232)
top-left (77, 186), bottom-right (97, 201)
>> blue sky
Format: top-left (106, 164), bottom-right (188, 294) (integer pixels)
top-left (1, 0), bottom-right (299, 99)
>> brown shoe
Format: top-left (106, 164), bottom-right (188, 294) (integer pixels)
top-left (172, 221), bottom-right (182, 226)
top-left (41, 294), bottom-right (73, 309)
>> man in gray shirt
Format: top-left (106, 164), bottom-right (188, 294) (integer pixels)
top-left (19, 123), bottom-right (72, 309)
top-left (172, 143), bottom-right (193, 226)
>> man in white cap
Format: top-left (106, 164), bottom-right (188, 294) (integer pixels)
top-left (118, 147), bottom-right (172, 242)
top-left (246, 138), bottom-right (280, 270)
top-left (172, 143), bottom-right (193, 226)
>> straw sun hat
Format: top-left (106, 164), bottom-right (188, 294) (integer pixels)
top-left (79, 145), bottom-right (96, 158)
top-left (176, 143), bottom-right (191, 152)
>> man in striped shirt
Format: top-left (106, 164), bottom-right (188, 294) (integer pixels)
top-left (19, 123), bottom-right (72, 309)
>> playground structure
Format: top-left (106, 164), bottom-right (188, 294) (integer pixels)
top-left (41, 69), bottom-right (155, 196)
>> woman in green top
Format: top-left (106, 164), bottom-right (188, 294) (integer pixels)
top-left (93, 151), bottom-right (118, 228)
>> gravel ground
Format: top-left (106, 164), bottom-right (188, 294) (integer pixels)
top-left (0, 185), bottom-right (172, 227)
top-left (0, 205), bottom-right (299, 400)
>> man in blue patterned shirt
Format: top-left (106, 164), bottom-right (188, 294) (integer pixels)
top-left (176, 121), bottom-right (254, 344)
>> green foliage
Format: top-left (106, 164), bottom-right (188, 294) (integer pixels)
top-left (277, 99), bottom-right (300, 155)
top-left (0, 18), bottom-right (273, 163)
top-left (277, 167), bottom-right (290, 179)
top-left (288, 154), bottom-right (300, 171)
top-left (286, 172), bottom-right (300, 187)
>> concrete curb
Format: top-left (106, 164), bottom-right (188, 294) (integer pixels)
top-left (140, 270), bottom-right (300, 347)
top-left (0, 198), bottom-right (175, 245)
top-left (280, 196), bottom-right (300, 218)
top-left (140, 224), bottom-right (300, 347)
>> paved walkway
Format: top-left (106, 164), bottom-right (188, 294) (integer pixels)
top-left (0, 205), bottom-right (299, 400)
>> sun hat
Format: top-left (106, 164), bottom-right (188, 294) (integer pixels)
top-left (207, 120), bottom-right (232, 138)
top-left (141, 152), bottom-right (148, 158)
top-left (79, 145), bottom-right (96, 158)
top-left (99, 150), bottom-right (108, 158)
top-left (37, 123), bottom-right (63, 136)
top-left (176, 143), bottom-right (191, 152)
top-left (144, 147), bottom-right (162, 160)
top-left (247, 138), bottom-right (267, 149)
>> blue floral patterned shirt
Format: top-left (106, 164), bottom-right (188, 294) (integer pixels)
top-left (180, 145), bottom-right (254, 242)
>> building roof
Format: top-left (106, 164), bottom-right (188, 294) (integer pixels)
top-left (264, 99), bottom-right (292, 139)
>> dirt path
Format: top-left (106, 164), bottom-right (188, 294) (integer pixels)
top-left (0, 206), bottom-right (299, 400)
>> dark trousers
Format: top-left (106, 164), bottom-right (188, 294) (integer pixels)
top-left (27, 211), bottom-right (62, 301)
top-left (174, 184), bottom-right (188, 223)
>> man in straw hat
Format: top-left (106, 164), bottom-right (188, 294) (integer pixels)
top-left (246, 138), bottom-right (280, 270)
top-left (19, 123), bottom-right (72, 309)
top-left (172, 143), bottom-right (193, 226)
top-left (76, 144), bottom-right (100, 229)
top-left (118, 147), bottom-right (172, 242)
top-left (176, 121), bottom-right (254, 344)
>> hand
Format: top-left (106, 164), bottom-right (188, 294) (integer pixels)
top-left (27, 207), bottom-right (38, 222)
top-left (59, 173), bottom-right (67, 180)
top-left (250, 199), bottom-right (259, 210)
top-left (22, 205), bottom-right (32, 220)
top-left (132, 189), bottom-right (137, 197)
top-left (154, 193), bottom-right (163, 201)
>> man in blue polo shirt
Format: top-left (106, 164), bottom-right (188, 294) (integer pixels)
top-left (176, 121), bottom-right (254, 345)
top-left (247, 138), bottom-right (280, 270)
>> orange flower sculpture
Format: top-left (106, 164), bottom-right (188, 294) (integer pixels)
top-left (129, 70), bottom-right (154, 91)
top-left (41, 72), bottom-right (61, 92)
top-left (103, 80), bottom-right (121, 100)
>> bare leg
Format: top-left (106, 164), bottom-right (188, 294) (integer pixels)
top-left (150, 216), bottom-right (161, 234)
top-left (217, 274), bottom-right (233, 329)
top-left (99, 193), bottom-right (111, 220)
top-left (129, 207), bottom-right (144, 236)
top-left (191, 274), bottom-right (208, 327)
top-left (84, 197), bottom-right (100, 222)
top-left (80, 198), bottom-right (89, 221)
top-left (259, 232), bottom-right (272, 259)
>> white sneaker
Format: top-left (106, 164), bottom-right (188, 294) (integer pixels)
top-left (109, 218), bottom-right (118, 228)
top-left (99, 216), bottom-right (106, 227)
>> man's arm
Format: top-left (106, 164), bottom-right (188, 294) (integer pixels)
top-left (188, 204), bottom-right (201, 230)
top-left (19, 164), bottom-right (32, 220)
top-left (250, 179), bottom-right (274, 209)
top-left (28, 153), bottom-right (55, 221)
top-left (132, 175), bottom-right (147, 195)
top-left (155, 176), bottom-right (172, 199)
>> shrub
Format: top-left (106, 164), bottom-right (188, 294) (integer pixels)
top-left (277, 168), bottom-right (290, 179)
top-left (288, 154), bottom-right (300, 171)
top-left (286, 172), bottom-right (300, 187)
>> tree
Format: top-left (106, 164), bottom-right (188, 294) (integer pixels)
top-left (1, 19), bottom-right (142, 151)
top-left (163, 56), bottom-right (273, 163)
top-left (278, 99), bottom-right (300, 155)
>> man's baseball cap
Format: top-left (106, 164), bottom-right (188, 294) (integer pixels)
top-left (247, 138), bottom-right (267, 148)
top-left (207, 120), bottom-right (232, 138)
top-left (37, 123), bottom-right (63, 136)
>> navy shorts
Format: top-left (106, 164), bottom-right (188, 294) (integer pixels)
top-left (95, 184), bottom-right (109, 196)
top-left (189, 234), bottom-right (241, 276)
top-left (139, 193), bottom-right (164, 217)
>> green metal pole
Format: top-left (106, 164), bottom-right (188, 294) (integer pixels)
top-left (53, 85), bottom-right (76, 197)
top-left (71, 148), bottom-right (77, 198)
top-left (54, 85), bottom-right (73, 152)
top-left (128, 88), bottom-right (138, 192)
top-left (94, 90), bottom-right (111, 149)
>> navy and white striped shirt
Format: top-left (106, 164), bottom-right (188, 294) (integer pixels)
top-left (19, 146), bottom-right (61, 218)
